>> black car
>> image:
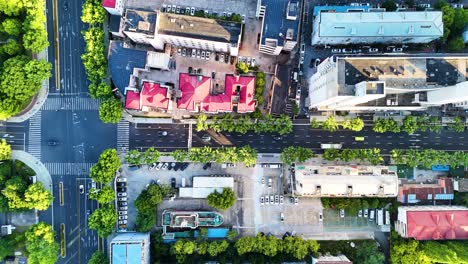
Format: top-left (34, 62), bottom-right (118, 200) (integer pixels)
top-left (167, 163), bottom-right (173, 170)
top-left (117, 182), bottom-right (126, 187)
top-left (224, 55), bottom-right (229, 63)
top-left (230, 56), bottom-right (235, 64)
top-left (173, 163), bottom-right (180, 171)
top-left (117, 187), bottom-right (127, 192)
top-left (171, 178), bottom-right (176, 188)
top-left (202, 162), bottom-right (212, 170)
top-left (180, 163), bottom-right (189, 171)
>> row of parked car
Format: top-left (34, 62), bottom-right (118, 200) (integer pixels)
top-left (238, 56), bottom-right (256, 67)
top-left (260, 195), bottom-right (298, 205)
top-left (161, 4), bottom-right (246, 23)
top-left (116, 176), bottom-right (128, 228)
top-left (148, 162), bottom-right (189, 171)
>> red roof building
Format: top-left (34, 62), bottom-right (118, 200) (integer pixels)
top-left (102, 0), bottom-right (116, 8)
top-left (125, 82), bottom-right (170, 111)
top-left (396, 206), bottom-right (468, 240)
top-left (178, 73), bottom-right (256, 113)
top-left (398, 178), bottom-right (454, 204)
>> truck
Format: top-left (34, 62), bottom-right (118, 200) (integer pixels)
top-left (320, 144), bottom-right (342, 149)
top-left (385, 210), bottom-right (390, 225)
top-left (377, 209), bottom-right (384, 226)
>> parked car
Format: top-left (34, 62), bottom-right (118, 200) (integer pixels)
top-left (117, 197), bottom-right (127, 201)
top-left (275, 195), bottom-right (279, 205)
top-left (294, 197), bottom-right (298, 205)
top-left (119, 206), bottom-right (128, 211)
top-left (118, 220), bottom-right (127, 225)
top-left (171, 178), bottom-right (176, 188)
top-left (173, 163), bottom-right (181, 171)
top-left (182, 48), bottom-right (186, 56)
top-left (118, 202), bottom-right (128, 206)
top-left (176, 6), bottom-right (180, 13)
top-left (167, 163), bottom-right (173, 170)
top-left (340, 209), bottom-right (345, 218)
top-left (117, 182), bottom-right (126, 187)
top-left (119, 215), bottom-right (128, 220)
top-left (279, 195), bottom-right (284, 205)
top-left (358, 210), bottom-right (363, 217)
top-left (117, 177), bottom-right (127, 182)
top-left (117, 192), bottom-right (127, 197)
top-left (270, 195), bottom-right (274, 205)
top-left (342, 48), bottom-right (352, 53)
top-left (156, 163), bottom-right (164, 170)
top-left (230, 56), bottom-right (235, 64)
top-left (224, 54), bottom-right (229, 63)
top-left (118, 211), bottom-right (127, 215)
top-left (268, 178), bottom-right (272, 188)
top-left (261, 178), bottom-right (264, 185)
top-left (185, 7), bottom-right (190, 14)
top-left (260, 196), bottom-right (264, 205)
top-left (369, 48), bottom-right (378, 53)
top-left (319, 212), bottom-right (323, 221)
top-left (201, 135), bottom-right (211, 142)
top-left (203, 162), bottom-right (212, 170)
top-left (196, 50), bottom-right (201, 58)
top-left (177, 48), bottom-right (181, 56)
top-left (314, 58), bottom-right (321, 68)
top-left (190, 7), bottom-right (195, 16)
top-left (251, 58), bottom-right (256, 67)
top-left (117, 188), bottom-right (127, 193)
top-left (331, 48), bottom-right (341, 53)
top-left (149, 163), bottom-right (157, 170)
top-left (364, 209), bottom-right (369, 218)
top-left (205, 51), bottom-right (210, 60)
top-left (220, 54), bottom-right (224, 62)
top-left (393, 47), bottom-right (403, 52)
top-left (280, 212), bottom-right (284, 222)
top-left (79, 185), bottom-right (84, 194)
top-left (171, 5), bottom-right (176, 12)
top-left (191, 49), bottom-right (196, 57)
top-left (201, 51), bottom-right (206, 60)
top-left (180, 163), bottom-right (189, 171)
top-left (161, 163), bottom-right (169, 170)
top-left (265, 196), bottom-right (269, 204)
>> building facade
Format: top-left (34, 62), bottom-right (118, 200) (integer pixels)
top-left (395, 206), bottom-right (468, 240)
top-left (398, 178), bottom-right (454, 205)
top-left (102, 0), bottom-right (125, 15)
top-left (312, 10), bottom-right (443, 46)
top-left (110, 232), bottom-right (150, 264)
top-left (294, 164), bottom-right (399, 197)
top-left (308, 55), bottom-right (468, 112)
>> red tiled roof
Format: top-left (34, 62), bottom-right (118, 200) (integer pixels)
top-left (225, 75), bottom-right (256, 113)
top-left (102, 0), bottom-right (116, 8)
top-left (398, 178), bottom-right (454, 204)
top-left (141, 82), bottom-right (169, 110)
top-left (125, 90), bottom-right (140, 110)
top-left (178, 73), bottom-right (231, 112)
top-left (406, 209), bottom-right (468, 240)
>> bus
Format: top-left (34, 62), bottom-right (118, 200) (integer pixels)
top-left (354, 136), bottom-right (365, 141)
top-left (320, 144), bottom-right (342, 149)
top-left (385, 210), bottom-right (390, 225)
top-left (377, 209), bottom-right (384, 226)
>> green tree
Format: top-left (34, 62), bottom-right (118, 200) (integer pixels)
top-left (381, 0), bottom-right (397, 11)
top-left (22, 1), bottom-right (49, 53)
top-left (322, 116), bottom-right (339, 132)
top-left (88, 204), bottom-right (117, 237)
top-left (81, 0), bottom-right (106, 24)
top-left (236, 62), bottom-right (249, 74)
top-left (310, 118), bottom-right (321, 128)
top-left (23, 182), bottom-right (53, 210)
top-left (99, 99), bottom-right (122, 123)
top-left (227, 230), bottom-right (238, 240)
top-left (280, 146), bottom-right (315, 164)
top-left (88, 251), bottom-right (108, 264)
top-left (90, 148), bottom-right (121, 184)
top-left (207, 188), bottom-right (236, 210)
top-left (292, 102), bottom-right (299, 116)
top-left (355, 240), bottom-right (385, 264)
top-left (449, 116), bottom-right (465, 132)
top-left (171, 239), bottom-right (196, 262)
top-left (0, 236), bottom-right (12, 261)
top-left (89, 185), bottom-right (115, 204)
top-left (341, 117), bottom-right (364, 131)
top-left (142, 147), bottom-right (160, 164)
top-left (207, 240), bottom-right (229, 257)
top-left (1, 18), bottom-right (22, 36)
top-left (448, 37), bottom-right (465, 51)
top-left (373, 118), bottom-right (400, 133)
top-left (89, 82), bottom-right (112, 99)
top-left (135, 210), bottom-right (156, 232)
top-left (441, 5), bottom-right (455, 40)
top-left (25, 222), bottom-right (59, 264)
top-left (0, 39), bottom-right (22, 55)
top-left (196, 114), bottom-right (209, 131)
top-left (125, 149), bottom-right (141, 165)
top-left (0, 139), bottom-right (11, 160)
top-left (81, 27), bottom-right (107, 84)
top-left (171, 149), bottom-right (189, 162)
top-left (401, 116), bottom-right (418, 134)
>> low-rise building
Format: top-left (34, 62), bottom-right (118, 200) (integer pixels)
top-left (257, 0), bottom-right (299, 55)
top-left (162, 210), bottom-right (224, 239)
top-left (312, 254), bottom-right (353, 264)
top-left (312, 10), bottom-right (443, 46)
top-left (294, 164), bottom-right (398, 197)
top-left (179, 176), bottom-right (234, 198)
top-left (102, 0), bottom-right (125, 16)
top-left (308, 55), bottom-right (468, 112)
top-left (125, 81), bottom-right (173, 113)
top-left (398, 178), bottom-right (454, 205)
top-left (110, 232), bottom-right (150, 264)
top-left (395, 206), bottom-right (468, 240)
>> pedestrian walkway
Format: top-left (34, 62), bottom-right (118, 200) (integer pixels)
top-left (27, 111), bottom-right (42, 160)
top-left (41, 97), bottom-right (102, 111)
top-left (117, 120), bottom-right (130, 153)
top-left (44, 162), bottom-right (95, 176)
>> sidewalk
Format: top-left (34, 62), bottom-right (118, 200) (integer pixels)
top-left (123, 111), bottom-right (174, 124)
top-left (8, 36), bottom-right (50, 123)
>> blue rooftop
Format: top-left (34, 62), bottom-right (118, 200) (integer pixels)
top-left (194, 228), bottom-right (229, 238)
top-left (313, 5), bottom-right (372, 16)
top-left (108, 41), bottom-right (147, 94)
top-left (111, 243), bottom-right (142, 264)
top-left (261, 0), bottom-right (299, 46)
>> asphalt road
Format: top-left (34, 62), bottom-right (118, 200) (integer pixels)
top-left (129, 123), bottom-right (468, 153)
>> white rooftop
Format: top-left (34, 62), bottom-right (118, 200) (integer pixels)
top-left (318, 11), bottom-right (443, 38)
top-left (179, 176), bottom-right (234, 198)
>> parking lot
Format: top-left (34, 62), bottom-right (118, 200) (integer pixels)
top-left (322, 209), bottom-right (379, 232)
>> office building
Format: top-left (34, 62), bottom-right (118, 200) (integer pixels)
top-left (398, 178), bottom-right (454, 205)
top-left (110, 232), bottom-right (150, 264)
top-left (395, 206), bottom-right (468, 240)
top-left (294, 164), bottom-right (399, 197)
top-left (308, 55), bottom-right (468, 111)
top-left (312, 10), bottom-right (443, 45)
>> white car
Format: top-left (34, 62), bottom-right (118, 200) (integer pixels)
top-left (340, 209), bottom-right (345, 218)
top-left (279, 195), bottom-right (284, 205)
top-left (369, 48), bottom-right (378, 53)
top-left (118, 220), bottom-right (127, 225)
top-left (117, 177), bottom-right (127, 182)
top-left (265, 196), bottom-right (269, 204)
top-left (205, 51), bottom-right (210, 60)
top-left (201, 51), bottom-right (205, 60)
top-left (191, 49), bottom-right (196, 58)
top-left (270, 195), bottom-right (274, 205)
top-left (118, 211), bottom-right (127, 215)
top-left (119, 206), bottom-right (128, 211)
top-left (251, 58), bottom-right (256, 67)
top-left (260, 196), bottom-right (264, 205)
top-left (319, 212), bottom-right (323, 221)
top-left (117, 192), bottom-right (127, 197)
top-left (118, 215), bottom-right (128, 220)
top-left (294, 197), bottom-right (298, 205)
top-left (190, 7), bottom-right (195, 16)
top-left (171, 5), bottom-right (176, 12)
top-left (79, 185), bottom-right (84, 194)
top-left (161, 163), bottom-right (169, 170)
top-left (358, 210), bottom-right (363, 217)
top-left (268, 178), bottom-right (272, 188)
top-left (261, 178), bottom-right (264, 185)
top-left (393, 47), bottom-right (403, 52)
top-left (117, 197), bottom-right (127, 202)
top-left (364, 209), bottom-right (369, 218)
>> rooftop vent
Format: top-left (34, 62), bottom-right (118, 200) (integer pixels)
top-left (138, 21), bottom-right (150, 31)
top-left (170, 18), bottom-right (176, 23)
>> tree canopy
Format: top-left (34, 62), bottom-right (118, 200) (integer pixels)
top-left (134, 184), bottom-right (170, 232)
top-left (0, 139), bottom-right (11, 160)
top-left (81, 0), bottom-right (106, 25)
top-left (280, 146), bottom-right (315, 164)
top-left (88, 204), bottom-right (118, 237)
top-left (207, 188), bottom-right (236, 210)
top-left (90, 148), bottom-right (121, 183)
top-left (89, 185), bottom-right (115, 204)
top-left (99, 99), bottom-right (123, 124)
top-left (25, 222), bottom-right (59, 264)
top-left (88, 251), bottom-right (109, 264)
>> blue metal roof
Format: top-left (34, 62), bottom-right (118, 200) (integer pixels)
top-left (194, 228), bottom-right (229, 238)
top-left (112, 243), bottom-right (143, 264)
top-left (261, 0), bottom-right (299, 46)
top-left (112, 244), bottom-right (126, 264)
top-left (109, 41), bottom-right (147, 94)
top-left (313, 5), bottom-right (372, 16)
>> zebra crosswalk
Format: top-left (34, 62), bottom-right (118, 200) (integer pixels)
top-left (27, 111), bottom-right (41, 159)
top-left (117, 120), bottom-right (130, 153)
top-left (44, 162), bottom-right (95, 175)
top-left (42, 97), bottom-right (102, 111)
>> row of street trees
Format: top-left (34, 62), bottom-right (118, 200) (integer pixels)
top-left (88, 149), bottom-right (121, 237)
top-left (391, 149), bottom-right (467, 169)
top-left (81, 0), bottom-right (123, 123)
top-left (125, 147), bottom-right (160, 165)
top-left (311, 116), bottom-right (364, 132)
top-left (435, 0), bottom-right (468, 51)
top-left (171, 146), bottom-right (257, 167)
top-left (374, 116), bottom-right (465, 134)
top-left (323, 148), bottom-right (384, 165)
top-left (280, 146), bottom-right (315, 164)
top-left (196, 114), bottom-right (293, 135)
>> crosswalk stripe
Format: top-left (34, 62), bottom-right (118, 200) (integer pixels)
top-left (27, 111), bottom-right (41, 159)
top-left (117, 120), bottom-right (129, 153)
top-left (44, 162), bottom-right (95, 175)
top-left (42, 97), bottom-right (102, 111)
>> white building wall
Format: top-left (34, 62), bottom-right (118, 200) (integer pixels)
top-left (104, 0), bottom-right (124, 16)
top-left (425, 81), bottom-right (468, 105)
top-left (153, 34), bottom-right (239, 56)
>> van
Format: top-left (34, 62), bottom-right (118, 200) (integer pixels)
top-left (293, 72), bottom-right (298, 82)
top-left (181, 178), bottom-right (186, 188)
top-left (369, 209), bottom-right (375, 221)
top-left (300, 43), bottom-right (305, 54)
